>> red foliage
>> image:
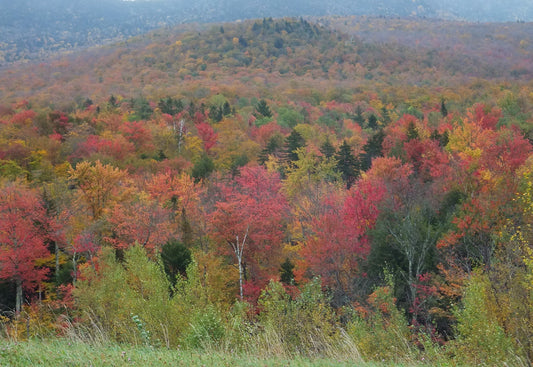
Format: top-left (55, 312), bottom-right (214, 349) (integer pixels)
top-left (302, 179), bottom-right (385, 289)
top-left (196, 122), bottom-right (218, 152)
top-left (250, 121), bottom-right (285, 146)
top-left (210, 166), bottom-right (287, 300)
top-left (105, 200), bottom-right (174, 253)
top-left (0, 183), bottom-right (52, 295)
top-left (119, 120), bottom-right (154, 152)
top-left (8, 110), bottom-right (36, 125)
top-left (72, 135), bottom-right (135, 161)
top-left (471, 103), bottom-right (501, 130)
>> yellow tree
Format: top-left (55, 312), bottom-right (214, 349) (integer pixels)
top-left (68, 160), bottom-right (131, 220)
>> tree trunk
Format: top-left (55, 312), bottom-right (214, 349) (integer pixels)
top-left (55, 241), bottom-right (60, 280)
top-left (238, 255), bottom-right (244, 301)
top-left (15, 278), bottom-right (23, 315)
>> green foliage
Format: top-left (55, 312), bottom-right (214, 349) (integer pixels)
top-left (335, 140), bottom-right (358, 189)
top-left (319, 139), bottom-right (336, 159)
top-left (279, 258), bottom-right (296, 285)
top-left (347, 277), bottom-right (415, 362)
top-left (191, 154), bottom-right (215, 182)
top-left (257, 278), bottom-right (340, 356)
top-left (158, 97), bottom-right (183, 116)
top-left (277, 107), bottom-right (304, 129)
top-left (73, 245), bottom-right (186, 347)
top-left (285, 130), bottom-right (305, 163)
top-left (450, 272), bottom-right (519, 366)
top-left (254, 99), bottom-right (272, 118)
top-left (161, 239), bottom-right (192, 286)
top-left (359, 130), bottom-right (384, 171)
top-left (129, 97), bottom-right (153, 121)
top-left (183, 305), bottom-right (225, 350)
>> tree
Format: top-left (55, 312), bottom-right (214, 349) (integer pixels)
top-left (285, 130), bottom-right (305, 163)
top-left (106, 196), bottom-right (174, 254)
top-left (254, 99), bottom-right (272, 118)
top-left (359, 129), bottom-right (385, 171)
top-left (210, 166), bottom-right (287, 301)
top-left (335, 140), bottom-right (359, 189)
top-left (0, 182), bottom-right (54, 314)
top-left (303, 180), bottom-right (385, 305)
top-left (68, 160), bottom-right (130, 220)
top-left (440, 99), bottom-right (448, 117)
top-left (319, 138), bottom-right (336, 159)
top-left (279, 258), bottom-right (296, 285)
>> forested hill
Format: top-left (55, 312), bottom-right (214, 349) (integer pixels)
top-left (1, 0), bottom-right (532, 64)
top-left (1, 16), bottom-right (532, 110)
top-left (1, 16), bottom-right (533, 365)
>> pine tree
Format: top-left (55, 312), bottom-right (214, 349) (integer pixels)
top-left (255, 99), bottom-right (272, 118)
top-left (285, 130), bottom-right (305, 163)
top-left (359, 129), bottom-right (385, 171)
top-left (367, 114), bottom-right (378, 130)
top-left (440, 99), bottom-right (448, 117)
top-left (280, 258), bottom-right (296, 285)
top-left (320, 138), bottom-right (336, 159)
top-left (335, 140), bottom-right (359, 189)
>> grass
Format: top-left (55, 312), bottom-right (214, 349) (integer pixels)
top-left (0, 338), bottom-right (419, 367)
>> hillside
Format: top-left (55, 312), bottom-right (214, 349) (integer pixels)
top-left (1, 16), bottom-right (532, 109)
top-left (1, 0), bottom-right (532, 64)
top-left (0, 16), bottom-right (533, 365)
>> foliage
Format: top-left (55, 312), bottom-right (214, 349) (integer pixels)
top-left (347, 276), bottom-right (416, 362)
top-left (257, 279), bottom-right (341, 357)
top-left (450, 272), bottom-right (520, 366)
top-left (73, 245), bottom-right (185, 347)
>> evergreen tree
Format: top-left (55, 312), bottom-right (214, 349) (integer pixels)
top-left (255, 99), bottom-right (272, 118)
top-left (209, 105), bottom-right (223, 122)
top-left (359, 129), bottom-right (385, 171)
top-left (367, 114), bottom-right (378, 130)
top-left (285, 130), bottom-right (305, 163)
top-left (258, 135), bottom-right (283, 165)
top-left (335, 140), bottom-right (359, 189)
top-left (280, 258), bottom-right (296, 285)
top-left (108, 95), bottom-right (118, 108)
top-left (320, 138), bottom-right (336, 159)
top-left (161, 239), bottom-right (191, 286)
top-left (406, 121), bottom-right (419, 141)
top-left (222, 101), bottom-right (232, 116)
top-left (191, 154), bottom-right (214, 182)
top-left (440, 99), bottom-right (448, 117)
top-left (354, 105), bottom-right (365, 127)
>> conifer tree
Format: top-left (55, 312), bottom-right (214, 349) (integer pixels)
top-left (335, 140), bottom-right (359, 189)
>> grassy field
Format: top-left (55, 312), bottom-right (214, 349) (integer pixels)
top-left (0, 338), bottom-right (415, 367)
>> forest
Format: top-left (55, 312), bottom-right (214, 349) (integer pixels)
top-left (1, 16), bottom-right (533, 365)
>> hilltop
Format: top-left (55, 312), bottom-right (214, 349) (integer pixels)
top-left (1, 0), bottom-right (532, 64)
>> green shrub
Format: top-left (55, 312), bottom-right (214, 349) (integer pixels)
top-left (183, 305), bottom-right (225, 349)
top-left (73, 245), bottom-right (188, 347)
top-left (450, 272), bottom-right (519, 366)
top-left (347, 277), bottom-right (415, 362)
top-left (257, 278), bottom-right (340, 357)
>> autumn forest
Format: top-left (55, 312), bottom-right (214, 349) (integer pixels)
top-left (1, 16), bottom-right (533, 365)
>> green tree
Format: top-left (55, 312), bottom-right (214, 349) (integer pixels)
top-left (255, 99), bottom-right (272, 118)
top-left (284, 130), bottom-right (305, 163)
top-left (359, 129), bottom-right (385, 171)
top-left (191, 154), bottom-right (214, 182)
top-left (335, 140), bottom-right (358, 189)
top-left (320, 138), bottom-right (336, 159)
top-left (279, 258), bottom-right (296, 285)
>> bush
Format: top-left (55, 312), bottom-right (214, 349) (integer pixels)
top-left (450, 272), bottom-right (519, 366)
top-left (257, 278), bottom-right (340, 357)
top-left (347, 277), bottom-right (416, 362)
top-left (183, 305), bottom-right (225, 349)
top-left (73, 245), bottom-right (188, 347)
